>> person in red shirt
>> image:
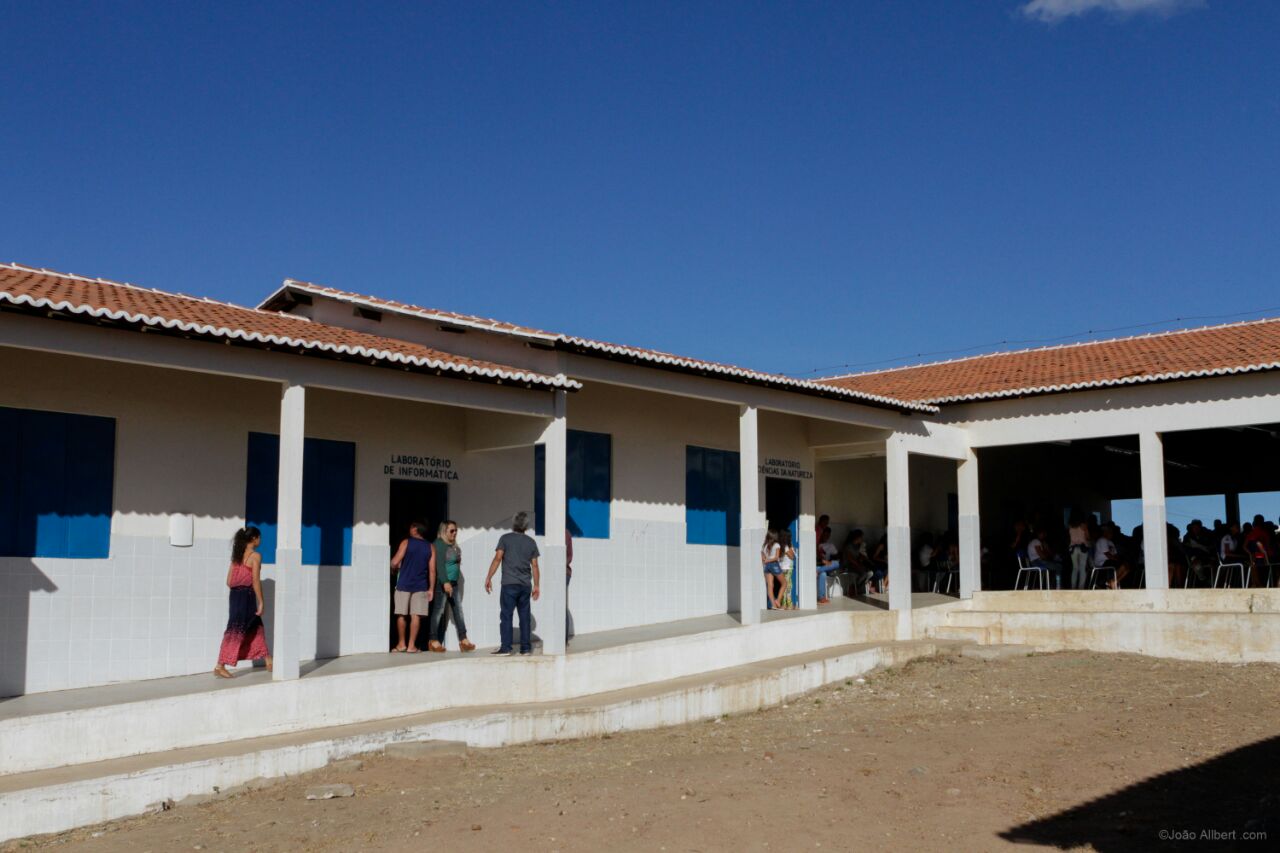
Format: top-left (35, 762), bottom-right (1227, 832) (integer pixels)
top-left (1243, 515), bottom-right (1273, 587)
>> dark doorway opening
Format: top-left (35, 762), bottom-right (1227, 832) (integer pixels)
top-left (388, 479), bottom-right (448, 651)
top-left (765, 477), bottom-right (801, 607)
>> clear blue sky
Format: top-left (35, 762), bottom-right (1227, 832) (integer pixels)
top-left (3, 0), bottom-right (1278, 375)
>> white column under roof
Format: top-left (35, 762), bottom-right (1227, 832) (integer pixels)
top-left (739, 405), bottom-right (764, 624)
top-left (797, 448), bottom-right (818, 609)
top-left (886, 435), bottom-right (912, 631)
top-left (272, 381), bottom-right (306, 681)
top-left (1140, 431), bottom-right (1169, 589)
top-left (539, 390), bottom-right (569, 655)
top-left (957, 448), bottom-right (981, 599)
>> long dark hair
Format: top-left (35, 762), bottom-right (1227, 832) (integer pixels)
top-left (232, 526), bottom-right (261, 565)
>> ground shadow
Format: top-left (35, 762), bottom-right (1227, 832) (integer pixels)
top-left (0, 561), bottom-right (58, 699)
top-left (1001, 735), bottom-right (1280, 850)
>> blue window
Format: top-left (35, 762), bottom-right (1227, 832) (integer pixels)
top-left (0, 406), bottom-right (115, 558)
top-left (685, 446), bottom-right (740, 546)
top-left (533, 429), bottom-right (612, 538)
top-left (245, 433), bottom-right (355, 565)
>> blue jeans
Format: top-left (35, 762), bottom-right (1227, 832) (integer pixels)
top-left (1031, 559), bottom-right (1063, 589)
top-left (816, 563), bottom-right (840, 599)
top-left (499, 583), bottom-right (532, 652)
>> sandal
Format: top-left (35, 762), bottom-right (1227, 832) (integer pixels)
top-left (213, 666), bottom-right (233, 679)
top-left (391, 646), bottom-right (407, 653)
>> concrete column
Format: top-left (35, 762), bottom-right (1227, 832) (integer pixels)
top-left (957, 447), bottom-right (981, 599)
top-left (539, 390), bottom-right (569, 654)
top-left (798, 448), bottom-right (818, 609)
top-left (1140, 431), bottom-right (1169, 590)
top-left (272, 382), bottom-right (305, 681)
top-left (886, 436), bottom-right (912, 619)
top-left (739, 405), bottom-right (764, 624)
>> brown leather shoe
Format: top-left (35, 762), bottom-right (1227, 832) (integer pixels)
top-left (428, 640), bottom-right (445, 653)
top-left (459, 639), bottom-right (476, 652)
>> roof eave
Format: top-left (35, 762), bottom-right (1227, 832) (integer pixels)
top-left (552, 338), bottom-right (935, 415)
top-left (0, 293), bottom-right (580, 392)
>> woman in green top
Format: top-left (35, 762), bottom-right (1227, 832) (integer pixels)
top-left (427, 520), bottom-right (475, 652)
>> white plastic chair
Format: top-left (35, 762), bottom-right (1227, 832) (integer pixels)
top-left (932, 559), bottom-right (959, 594)
top-left (1214, 557), bottom-right (1249, 589)
top-left (1088, 562), bottom-right (1118, 589)
top-left (1015, 555), bottom-right (1048, 590)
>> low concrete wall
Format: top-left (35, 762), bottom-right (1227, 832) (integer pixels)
top-left (0, 639), bottom-right (935, 842)
top-left (970, 589), bottom-right (1280, 614)
top-left (0, 609), bottom-right (896, 776)
top-left (918, 590), bottom-right (1280, 663)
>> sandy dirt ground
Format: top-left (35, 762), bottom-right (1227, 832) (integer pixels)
top-left (9, 650), bottom-right (1279, 852)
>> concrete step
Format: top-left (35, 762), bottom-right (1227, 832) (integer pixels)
top-left (925, 624), bottom-right (1001, 644)
top-left (0, 639), bottom-right (941, 843)
top-left (959, 644), bottom-right (1037, 661)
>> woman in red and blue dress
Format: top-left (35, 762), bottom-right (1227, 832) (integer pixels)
top-left (214, 526), bottom-right (272, 678)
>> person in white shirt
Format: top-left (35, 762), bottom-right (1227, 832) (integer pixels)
top-left (816, 527), bottom-right (840, 603)
top-left (1219, 522), bottom-right (1244, 563)
top-left (761, 530), bottom-right (783, 610)
top-left (1026, 527), bottom-right (1064, 589)
top-left (916, 533), bottom-right (935, 592)
top-left (1092, 524), bottom-right (1128, 589)
top-left (1067, 516), bottom-right (1092, 590)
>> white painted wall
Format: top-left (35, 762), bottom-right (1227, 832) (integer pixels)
top-left (1, 348), bottom-right (838, 695)
top-left (562, 383), bottom-right (741, 634)
top-left (816, 457), bottom-right (886, 544)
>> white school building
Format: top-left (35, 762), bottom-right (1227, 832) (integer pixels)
top-left (4, 262), bottom-right (1280, 699)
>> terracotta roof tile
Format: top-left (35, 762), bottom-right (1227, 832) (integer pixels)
top-left (817, 319), bottom-right (1280, 404)
top-left (266, 279), bottom-right (936, 413)
top-left (0, 264), bottom-right (578, 389)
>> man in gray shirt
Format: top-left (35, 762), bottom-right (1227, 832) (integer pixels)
top-left (485, 511), bottom-right (541, 655)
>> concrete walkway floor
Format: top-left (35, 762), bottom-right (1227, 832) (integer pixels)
top-left (0, 593), bottom-right (952, 723)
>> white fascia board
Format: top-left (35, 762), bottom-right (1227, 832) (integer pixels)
top-left (945, 372), bottom-right (1280, 447)
top-left (560, 352), bottom-right (934, 430)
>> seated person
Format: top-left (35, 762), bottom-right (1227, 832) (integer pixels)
top-left (815, 527), bottom-right (840, 603)
top-left (1182, 520), bottom-right (1214, 585)
top-left (868, 535), bottom-right (889, 591)
top-left (915, 533), bottom-right (937, 592)
top-left (1026, 526), bottom-right (1064, 589)
top-left (1220, 522), bottom-right (1246, 565)
top-left (1244, 515), bottom-right (1274, 586)
top-left (1092, 525), bottom-right (1128, 589)
top-left (839, 530), bottom-right (873, 596)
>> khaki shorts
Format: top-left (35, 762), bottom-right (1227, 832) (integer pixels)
top-left (394, 590), bottom-right (430, 616)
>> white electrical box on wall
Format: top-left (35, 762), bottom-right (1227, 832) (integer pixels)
top-left (169, 514), bottom-right (194, 548)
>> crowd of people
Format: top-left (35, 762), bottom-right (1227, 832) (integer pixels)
top-left (1008, 512), bottom-right (1280, 589)
top-left (213, 512), bottom-right (576, 676)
